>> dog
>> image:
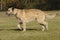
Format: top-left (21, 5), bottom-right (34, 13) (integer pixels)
top-left (6, 7), bottom-right (56, 32)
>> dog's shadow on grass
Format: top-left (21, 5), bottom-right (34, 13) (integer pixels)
top-left (0, 28), bottom-right (41, 31)
top-left (0, 28), bottom-right (21, 31)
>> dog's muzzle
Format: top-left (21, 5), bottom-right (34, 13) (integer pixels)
top-left (6, 12), bottom-right (11, 16)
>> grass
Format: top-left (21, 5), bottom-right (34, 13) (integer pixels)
top-left (0, 11), bottom-right (60, 40)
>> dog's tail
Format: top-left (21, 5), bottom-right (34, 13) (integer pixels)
top-left (45, 13), bottom-right (56, 19)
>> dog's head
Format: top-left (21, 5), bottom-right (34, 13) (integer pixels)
top-left (6, 8), bottom-right (13, 16)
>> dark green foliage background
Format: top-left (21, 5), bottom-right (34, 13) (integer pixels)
top-left (0, 0), bottom-right (60, 10)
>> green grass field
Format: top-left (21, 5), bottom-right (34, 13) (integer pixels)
top-left (0, 11), bottom-right (60, 40)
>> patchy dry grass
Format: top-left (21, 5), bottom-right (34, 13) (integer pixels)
top-left (0, 11), bottom-right (60, 40)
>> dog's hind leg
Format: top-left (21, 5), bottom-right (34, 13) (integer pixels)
top-left (40, 21), bottom-right (48, 31)
top-left (37, 19), bottom-right (48, 31)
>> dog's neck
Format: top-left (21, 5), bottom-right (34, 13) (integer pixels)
top-left (12, 8), bottom-right (18, 15)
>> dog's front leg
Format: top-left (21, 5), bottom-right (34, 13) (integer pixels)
top-left (17, 22), bottom-right (23, 30)
top-left (22, 21), bottom-right (26, 32)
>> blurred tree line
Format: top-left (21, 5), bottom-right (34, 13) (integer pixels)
top-left (0, 0), bottom-right (60, 11)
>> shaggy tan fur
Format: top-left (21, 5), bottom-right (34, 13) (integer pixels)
top-left (7, 8), bottom-right (56, 32)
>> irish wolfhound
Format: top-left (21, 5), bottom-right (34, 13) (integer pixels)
top-left (6, 7), bottom-right (56, 32)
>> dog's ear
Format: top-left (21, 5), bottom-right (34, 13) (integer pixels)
top-left (11, 7), bottom-right (14, 11)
